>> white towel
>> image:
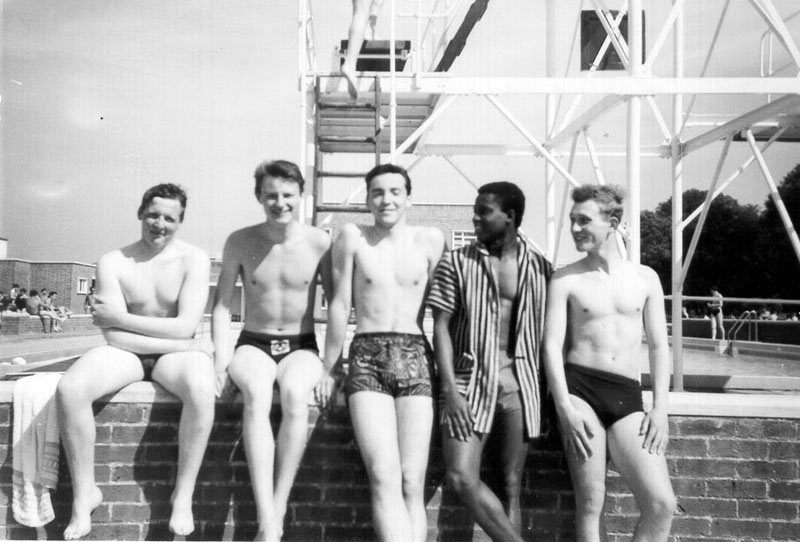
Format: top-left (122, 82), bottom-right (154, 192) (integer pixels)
top-left (12, 373), bottom-right (62, 527)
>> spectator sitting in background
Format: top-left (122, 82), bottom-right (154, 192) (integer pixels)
top-left (14, 288), bottom-right (29, 313)
top-left (26, 289), bottom-right (61, 333)
top-left (46, 292), bottom-right (70, 323)
top-left (0, 290), bottom-right (11, 312)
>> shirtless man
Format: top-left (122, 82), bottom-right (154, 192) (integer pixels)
top-left (317, 163), bottom-right (445, 542)
top-left (56, 183), bottom-right (215, 540)
top-left (543, 184), bottom-right (676, 542)
top-left (428, 182), bottom-right (551, 542)
top-left (212, 160), bottom-right (331, 542)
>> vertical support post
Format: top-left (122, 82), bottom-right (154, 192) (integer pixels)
top-left (298, 0), bottom-right (308, 223)
top-left (545, 0), bottom-right (558, 259)
top-left (389, 0), bottom-right (398, 163)
top-left (671, 0), bottom-right (684, 391)
top-left (626, 0), bottom-right (643, 264)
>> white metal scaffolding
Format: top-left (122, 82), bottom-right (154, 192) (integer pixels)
top-left (298, 0), bottom-right (800, 391)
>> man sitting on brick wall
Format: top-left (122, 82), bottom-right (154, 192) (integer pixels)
top-left (428, 182), bottom-right (552, 542)
top-left (211, 159), bottom-right (332, 542)
top-left (543, 184), bottom-right (676, 542)
top-left (56, 183), bottom-right (215, 540)
top-left (320, 163), bottom-right (445, 542)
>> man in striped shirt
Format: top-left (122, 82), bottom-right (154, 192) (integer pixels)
top-left (428, 182), bottom-right (552, 542)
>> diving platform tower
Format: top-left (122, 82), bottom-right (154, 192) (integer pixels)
top-left (297, 0), bottom-right (800, 391)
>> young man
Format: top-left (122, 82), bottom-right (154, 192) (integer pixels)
top-left (212, 160), bottom-right (331, 542)
top-left (543, 185), bottom-right (676, 542)
top-left (319, 163), bottom-right (445, 542)
top-left (428, 182), bottom-right (552, 542)
top-left (707, 286), bottom-right (724, 340)
top-left (57, 183), bottom-right (215, 540)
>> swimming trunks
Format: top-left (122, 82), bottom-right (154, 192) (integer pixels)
top-left (346, 332), bottom-right (433, 398)
top-left (496, 350), bottom-right (522, 412)
top-left (709, 308), bottom-right (720, 316)
top-left (564, 363), bottom-right (643, 428)
top-left (235, 330), bottom-right (319, 363)
top-left (138, 354), bottom-right (162, 381)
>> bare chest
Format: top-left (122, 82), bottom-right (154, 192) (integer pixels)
top-left (488, 256), bottom-right (518, 302)
top-left (118, 258), bottom-right (185, 313)
top-left (242, 242), bottom-right (321, 291)
top-left (569, 273), bottom-right (647, 319)
top-left (355, 242), bottom-right (429, 289)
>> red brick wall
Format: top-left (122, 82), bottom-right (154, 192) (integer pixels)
top-left (0, 314), bottom-right (98, 335)
top-left (0, 393), bottom-right (797, 541)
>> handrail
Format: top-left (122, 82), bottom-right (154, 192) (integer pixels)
top-left (665, 295), bottom-right (800, 306)
top-left (729, 310), bottom-right (758, 344)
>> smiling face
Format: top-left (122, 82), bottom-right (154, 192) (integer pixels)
top-left (140, 196), bottom-right (183, 249)
top-left (569, 199), bottom-right (617, 253)
top-left (473, 193), bottom-right (514, 245)
top-left (259, 176), bottom-right (302, 225)
top-left (366, 172), bottom-right (410, 227)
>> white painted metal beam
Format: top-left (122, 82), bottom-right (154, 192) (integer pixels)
top-left (545, 94), bottom-right (626, 150)
top-left (308, 75), bottom-right (800, 95)
top-left (681, 94), bottom-right (800, 156)
top-left (748, 0), bottom-right (800, 69)
top-left (745, 129), bottom-right (800, 268)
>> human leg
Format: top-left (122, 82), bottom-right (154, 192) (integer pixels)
top-left (273, 350), bottom-right (324, 536)
top-left (715, 312), bottom-right (725, 340)
top-left (350, 391), bottom-right (411, 542)
top-left (342, 0), bottom-right (373, 99)
top-left (228, 345), bottom-right (279, 541)
top-left (496, 407), bottom-right (529, 533)
top-left (151, 351), bottom-right (216, 536)
top-left (57, 345), bottom-right (145, 540)
top-left (607, 413), bottom-right (676, 542)
top-left (396, 396), bottom-right (434, 542)
top-left (443, 430), bottom-right (524, 542)
top-left (561, 395), bottom-right (609, 542)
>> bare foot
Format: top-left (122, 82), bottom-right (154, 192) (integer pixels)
top-left (253, 528), bottom-right (280, 542)
top-left (341, 63), bottom-right (358, 100)
top-left (64, 486), bottom-right (102, 540)
top-left (169, 496), bottom-right (195, 536)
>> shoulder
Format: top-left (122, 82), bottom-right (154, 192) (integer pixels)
top-left (634, 263), bottom-right (663, 291)
top-left (97, 248), bottom-right (127, 271)
top-left (414, 226), bottom-right (445, 251)
top-left (225, 225), bottom-right (259, 248)
top-left (335, 223), bottom-right (364, 244)
top-left (300, 223), bottom-right (332, 250)
top-left (174, 240), bottom-right (209, 267)
top-left (550, 260), bottom-right (583, 284)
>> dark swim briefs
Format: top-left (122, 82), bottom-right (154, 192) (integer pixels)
top-left (138, 354), bottom-right (162, 381)
top-left (235, 330), bottom-right (319, 363)
top-left (564, 363), bottom-right (643, 428)
top-left (346, 332), bottom-right (433, 398)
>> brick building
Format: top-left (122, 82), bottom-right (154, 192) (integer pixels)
top-left (0, 259), bottom-right (96, 314)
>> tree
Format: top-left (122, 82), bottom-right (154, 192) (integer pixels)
top-left (640, 189), bottom-right (762, 299)
top-left (758, 163), bottom-right (800, 299)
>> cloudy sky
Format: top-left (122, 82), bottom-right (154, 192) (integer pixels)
top-left (2, 0), bottom-right (799, 264)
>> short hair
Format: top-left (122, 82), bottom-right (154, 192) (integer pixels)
top-left (20, 288), bottom-right (27, 294)
top-left (477, 182), bottom-right (526, 227)
top-left (571, 184), bottom-right (625, 221)
top-left (364, 163), bottom-right (412, 195)
top-left (29, 290), bottom-right (38, 297)
top-left (254, 160), bottom-right (305, 199)
top-left (50, 291), bottom-right (57, 297)
top-left (137, 183), bottom-right (188, 221)
top-left (710, 285), bottom-right (719, 292)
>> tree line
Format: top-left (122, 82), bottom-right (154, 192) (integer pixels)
top-left (640, 162), bottom-right (800, 304)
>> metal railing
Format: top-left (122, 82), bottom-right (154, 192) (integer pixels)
top-left (728, 310), bottom-right (758, 344)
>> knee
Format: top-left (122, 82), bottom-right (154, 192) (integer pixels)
top-left (445, 467), bottom-right (479, 497)
top-left (279, 384), bottom-right (311, 418)
top-left (401, 473), bottom-right (425, 500)
top-left (56, 375), bottom-right (88, 408)
top-left (367, 462), bottom-right (402, 493)
top-left (643, 490), bottom-right (677, 522)
top-left (574, 481), bottom-right (606, 517)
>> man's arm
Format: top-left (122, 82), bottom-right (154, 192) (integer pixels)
top-left (103, 329), bottom-right (212, 358)
top-left (211, 234), bottom-right (243, 396)
top-left (432, 307), bottom-right (474, 441)
top-left (543, 272), bottom-right (595, 460)
top-left (315, 224), bottom-right (357, 407)
top-left (94, 247), bottom-right (210, 339)
top-left (641, 266), bottom-right (670, 455)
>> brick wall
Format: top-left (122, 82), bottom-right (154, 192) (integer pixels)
top-left (0, 387), bottom-right (797, 541)
top-left (0, 314), bottom-right (98, 336)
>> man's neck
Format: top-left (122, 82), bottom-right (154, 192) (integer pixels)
top-left (135, 238), bottom-right (174, 259)
top-left (262, 219), bottom-right (297, 242)
top-left (485, 230), bottom-right (517, 258)
top-left (372, 218), bottom-right (408, 238)
top-left (584, 237), bottom-right (624, 272)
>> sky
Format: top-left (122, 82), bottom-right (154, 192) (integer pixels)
top-left (1, 0), bottom-right (799, 264)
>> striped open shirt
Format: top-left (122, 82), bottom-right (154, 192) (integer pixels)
top-left (427, 234), bottom-right (552, 438)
